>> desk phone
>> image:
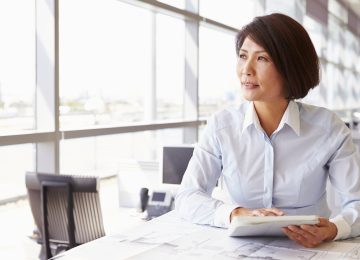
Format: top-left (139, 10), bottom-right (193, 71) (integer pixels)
top-left (146, 190), bottom-right (173, 218)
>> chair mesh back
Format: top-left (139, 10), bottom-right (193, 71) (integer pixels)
top-left (26, 172), bottom-right (105, 246)
top-left (73, 192), bottom-right (105, 244)
top-left (47, 189), bottom-right (68, 243)
top-left (46, 190), bottom-right (105, 244)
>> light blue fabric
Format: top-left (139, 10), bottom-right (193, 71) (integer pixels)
top-left (175, 101), bottom-right (360, 239)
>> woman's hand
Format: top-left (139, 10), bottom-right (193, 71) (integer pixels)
top-left (230, 207), bottom-right (284, 222)
top-left (281, 218), bottom-right (338, 248)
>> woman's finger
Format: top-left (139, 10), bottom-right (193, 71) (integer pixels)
top-left (251, 209), bottom-right (265, 216)
top-left (282, 227), bottom-right (319, 248)
top-left (300, 224), bottom-right (319, 236)
top-left (251, 208), bottom-right (284, 216)
top-left (315, 217), bottom-right (330, 227)
top-left (287, 225), bottom-right (317, 240)
top-left (265, 208), bottom-right (284, 216)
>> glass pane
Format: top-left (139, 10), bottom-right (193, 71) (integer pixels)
top-left (198, 124), bottom-right (207, 141)
top-left (157, 0), bottom-right (185, 10)
top-left (0, 144), bottom-right (34, 200)
top-left (59, 0), bottom-right (152, 129)
top-left (199, 0), bottom-right (257, 29)
top-left (327, 16), bottom-right (342, 64)
top-left (156, 14), bottom-right (185, 120)
top-left (0, 1), bottom-right (36, 133)
top-left (357, 41), bottom-right (360, 73)
top-left (327, 63), bottom-right (346, 109)
top-left (357, 74), bottom-right (360, 101)
top-left (329, 0), bottom-right (347, 23)
top-left (346, 70), bottom-right (357, 108)
top-left (303, 15), bottom-right (326, 58)
top-left (199, 26), bottom-right (241, 117)
top-left (344, 30), bottom-right (358, 71)
top-left (303, 63), bottom-right (327, 108)
top-left (60, 128), bottom-right (184, 177)
top-left (265, 0), bottom-right (302, 21)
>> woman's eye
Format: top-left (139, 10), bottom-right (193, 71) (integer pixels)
top-left (258, 56), bottom-right (268, 61)
top-left (239, 54), bottom-right (247, 59)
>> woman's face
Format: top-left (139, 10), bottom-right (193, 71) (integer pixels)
top-left (237, 37), bottom-right (286, 103)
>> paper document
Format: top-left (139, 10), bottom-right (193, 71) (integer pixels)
top-left (126, 230), bottom-right (360, 260)
top-left (228, 215), bottom-right (319, 237)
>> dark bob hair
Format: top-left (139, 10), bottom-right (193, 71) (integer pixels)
top-left (235, 13), bottom-right (319, 100)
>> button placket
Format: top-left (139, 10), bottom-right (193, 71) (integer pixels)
top-left (263, 134), bottom-right (274, 208)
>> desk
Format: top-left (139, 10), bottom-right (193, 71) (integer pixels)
top-left (54, 211), bottom-right (360, 260)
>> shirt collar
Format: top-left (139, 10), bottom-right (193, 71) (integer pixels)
top-left (242, 102), bottom-right (261, 133)
top-left (242, 101), bottom-right (300, 136)
top-left (280, 100), bottom-right (300, 136)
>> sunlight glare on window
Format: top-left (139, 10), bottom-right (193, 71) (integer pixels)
top-left (0, 0), bottom-right (36, 133)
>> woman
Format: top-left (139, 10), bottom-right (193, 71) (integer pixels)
top-left (175, 13), bottom-right (360, 248)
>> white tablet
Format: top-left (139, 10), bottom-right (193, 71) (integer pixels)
top-left (228, 215), bottom-right (319, 237)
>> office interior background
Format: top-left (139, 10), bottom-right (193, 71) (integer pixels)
top-left (1, 0), bottom-right (360, 259)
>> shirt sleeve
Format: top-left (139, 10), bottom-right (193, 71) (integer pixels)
top-left (175, 115), bottom-right (239, 228)
top-left (327, 119), bottom-right (360, 240)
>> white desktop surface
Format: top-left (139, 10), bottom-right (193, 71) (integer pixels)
top-left (54, 211), bottom-right (360, 260)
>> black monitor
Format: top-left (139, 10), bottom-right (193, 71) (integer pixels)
top-left (162, 145), bottom-right (194, 185)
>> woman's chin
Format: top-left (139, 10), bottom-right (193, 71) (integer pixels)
top-left (243, 94), bottom-right (258, 102)
top-left (241, 89), bottom-right (259, 101)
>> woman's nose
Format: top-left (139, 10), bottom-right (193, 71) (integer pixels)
top-left (242, 60), bottom-right (254, 76)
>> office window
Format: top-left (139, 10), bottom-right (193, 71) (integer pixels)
top-left (326, 63), bottom-right (335, 108)
top-left (344, 30), bottom-right (358, 70)
top-left (156, 14), bottom-right (185, 120)
top-left (335, 67), bottom-right (346, 108)
top-left (303, 15), bottom-right (326, 58)
top-left (199, 0), bottom-right (256, 29)
top-left (338, 30), bottom-right (346, 67)
top-left (329, 0), bottom-right (347, 24)
top-left (303, 64), bottom-right (327, 107)
top-left (345, 70), bottom-right (358, 108)
top-left (327, 17), bottom-right (342, 64)
top-left (0, 0), bottom-right (36, 133)
top-left (357, 39), bottom-right (360, 73)
top-left (60, 128), bottom-right (183, 177)
top-left (356, 74), bottom-right (360, 101)
top-left (59, 0), bottom-right (152, 129)
top-left (265, 0), bottom-right (302, 20)
top-left (0, 144), bottom-right (34, 200)
top-left (199, 26), bottom-right (240, 117)
top-left (157, 0), bottom-right (185, 10)
top-left (327, 63), bottom-right (347, 109)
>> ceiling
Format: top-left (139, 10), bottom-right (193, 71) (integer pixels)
top-left (342, 0), bottom-right (360, 17)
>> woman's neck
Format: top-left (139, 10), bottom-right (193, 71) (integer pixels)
top-left (253, 99), bottom-right (289, 137)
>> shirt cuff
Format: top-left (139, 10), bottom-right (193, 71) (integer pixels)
top-left (330, 215), bottom-right (352, 240)
top-left (214, 204), bottom-right (240, 228)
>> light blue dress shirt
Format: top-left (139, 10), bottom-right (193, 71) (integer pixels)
top-left (175, 101), bottom-right (360, 240)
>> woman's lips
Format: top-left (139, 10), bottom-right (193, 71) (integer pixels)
top-left (242, 83), bottom-right (259, 89)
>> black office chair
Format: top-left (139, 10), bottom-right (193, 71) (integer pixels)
top-left (25, 171), bottom-right (105, 259)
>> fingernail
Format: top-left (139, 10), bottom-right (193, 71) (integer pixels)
top-left (288, 225), bottom-right (296, 230)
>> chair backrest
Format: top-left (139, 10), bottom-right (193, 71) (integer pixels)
top-left (26, 172), bottom-right (105, 256)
